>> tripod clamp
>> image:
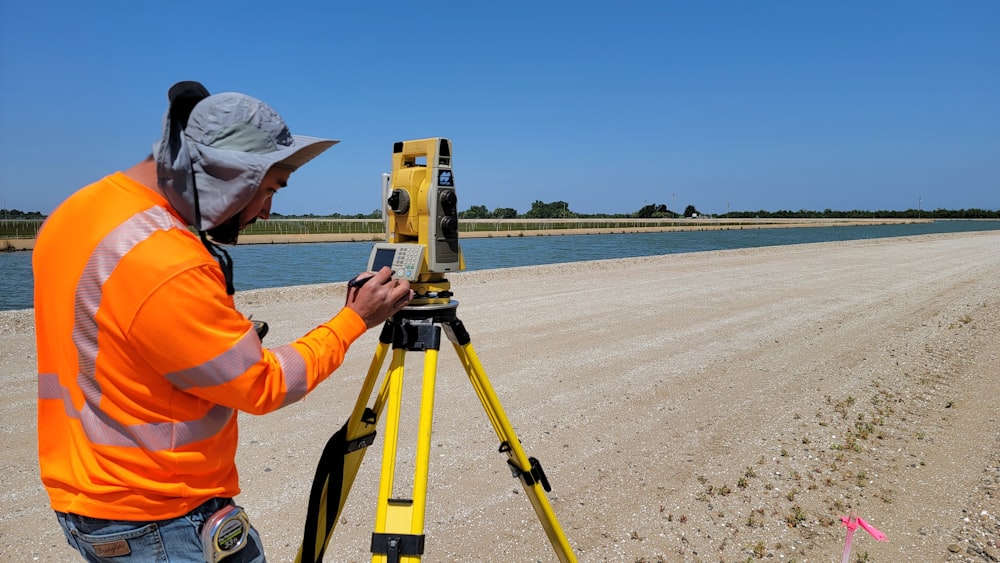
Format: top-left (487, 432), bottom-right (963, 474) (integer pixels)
top-left (345, 408), bottom-right (378, 454)
top-left (501, 441), bottom-right (552, 492)
top-left (370, 532), bottom-right (425, 563)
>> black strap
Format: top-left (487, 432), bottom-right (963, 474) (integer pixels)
top-left (299, 415), bottom-right (377, 563)
top-left (167, 81), bottom-right (210, 128)
top-left (199, 231), bottom-right (235, 295)
top-left (162, 81), bottom-right (236, 296)
top-left (300, 423), bottom-right (348, 563)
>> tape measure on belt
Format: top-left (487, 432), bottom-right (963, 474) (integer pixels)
top-left (201, 504), bottom-right (250, 562)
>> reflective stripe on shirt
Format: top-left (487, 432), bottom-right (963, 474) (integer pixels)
top-left (165, 329), bottom-right (264, 390)
top-left (273, 344), bottom-right (309, 406)
top-left (39, 369), bottom-right (234, 450)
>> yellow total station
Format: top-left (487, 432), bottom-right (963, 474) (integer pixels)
top-left (385, 138), bottom-right (465, 304)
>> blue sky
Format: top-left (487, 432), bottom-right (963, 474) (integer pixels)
top-left (1, 1), bottom-right (997, 216)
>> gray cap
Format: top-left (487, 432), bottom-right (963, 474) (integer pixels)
top-left (156, 86), bottom-right (338, 231)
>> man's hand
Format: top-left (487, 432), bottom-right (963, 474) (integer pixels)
top-left (345, 267), bottom-right (413, 328)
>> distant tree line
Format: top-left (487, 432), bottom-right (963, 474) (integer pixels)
top-left (720, 208), bottom-right (1000, 219)
top-left (455, 202), bottom-right (998, 220)
top-left (270, 211), bottom-right (383, 219)
top-left (456, 205), bottom-right (517, 219)
top-left (7, 204), bottom-right (999, 221)
top-left (459, 201), bottom-right (705, 219)
top-left (0, 209), bottom-right (45, 220)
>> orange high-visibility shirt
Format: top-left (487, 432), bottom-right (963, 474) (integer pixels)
top-left (34, 172), bottom-right (366, 520)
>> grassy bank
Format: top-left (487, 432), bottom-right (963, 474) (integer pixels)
top-left (242, 217), bottom-right (931, 236)
top-left (2, 217), bottom-right (932, 251)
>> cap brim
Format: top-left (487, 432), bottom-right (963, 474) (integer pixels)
top-left (274, 136), bottom-right (339, 171)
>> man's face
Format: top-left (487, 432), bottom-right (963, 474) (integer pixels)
top-left (240, 166), bottom-right (292, 228)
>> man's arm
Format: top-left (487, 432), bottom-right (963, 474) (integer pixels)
top-left (128, 264), bottom-right (408, 414)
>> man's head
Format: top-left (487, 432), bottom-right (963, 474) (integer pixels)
top-left (155, 81), bottom-right (337, 243)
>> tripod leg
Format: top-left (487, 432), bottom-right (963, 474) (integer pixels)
top-left (297, 324), bottom-right (393, 563)
top-left (337, 333), bottom-right (393, 517)
top-left (444, 320), bottom-right (577, 563)
top-left (371, 323), bottom-right (442, 562)
top-left (373, 348), bottom-right (407, 530)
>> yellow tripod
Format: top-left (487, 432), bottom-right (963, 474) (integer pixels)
top-left (297, 300), bottom-right (576, 562)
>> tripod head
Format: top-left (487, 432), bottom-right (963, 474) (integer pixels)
top-left (371, 138), bottom-right (465, 306)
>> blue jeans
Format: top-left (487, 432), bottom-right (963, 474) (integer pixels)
top-left (56, 497), bottom-right (266, 562)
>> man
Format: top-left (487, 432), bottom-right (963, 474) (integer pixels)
top-left (33, 81), bottom-right (412, 562)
